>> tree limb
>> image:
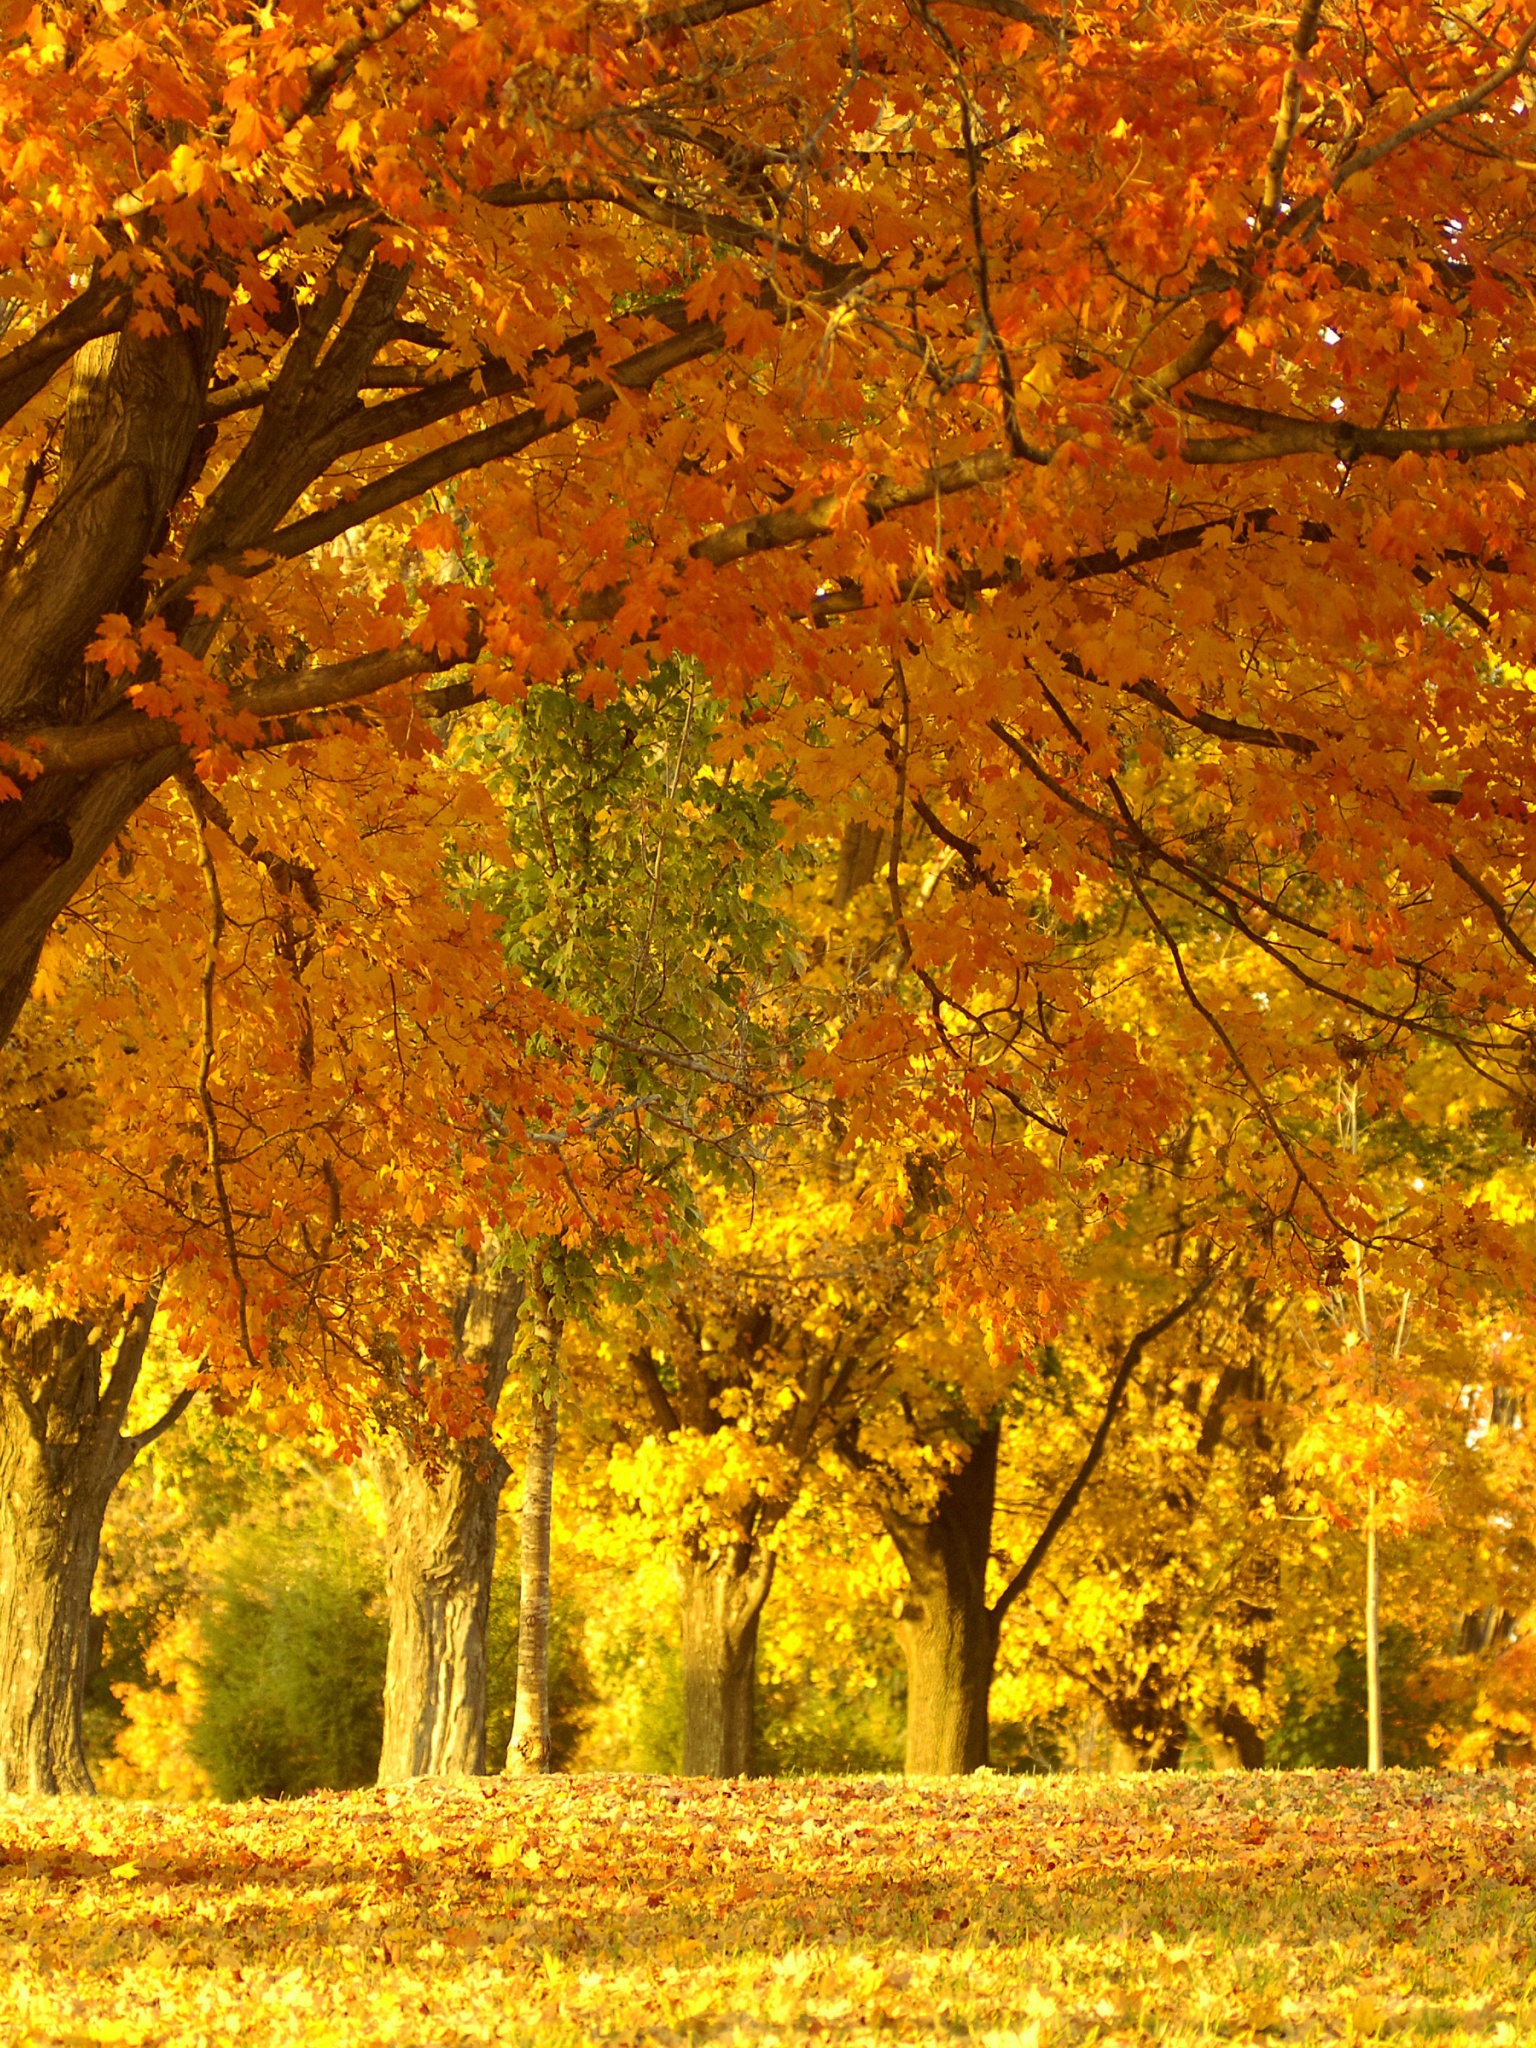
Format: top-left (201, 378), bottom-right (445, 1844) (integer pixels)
top-left (0, 273), bottom-right (131, 435)
top-left (988, 1269), bottom-right (1218, 1635)
top-left (123, 1382), bottom-right (199, 1456)
top-left (1260, 0), bottom-right (1327, 227)
top-left (633, 1345), bottom-right (682, 1434)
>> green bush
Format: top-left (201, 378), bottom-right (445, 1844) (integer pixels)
top-left (188, 1485), bottom-right (387, 1800)
top-left (757, 1666), bottom-right (906, 1777)
top-left (1269, 1626), bottom-right (1441, 1771)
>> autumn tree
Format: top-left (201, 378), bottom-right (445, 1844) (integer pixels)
top-left (1003, 1276), bottom-right (1286, 1772)
top-left (0, 731), bottom-right (613, 1795)
top-left (8, 0), bottom-right (1536, 1275)
top-left (832, 1249), bottom-right (1216, 1775)
top-left (591, 1155), bottom-right (938, 1777)
top-left (369, 662), bottom-right (803, 1778)
top-left (10, 0), bottom-right (1536, 1782)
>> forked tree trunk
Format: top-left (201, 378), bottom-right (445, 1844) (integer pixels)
top-left (374, 1265), bottom-right (523, 1782)
top-left (886, 1426), bottom-right (999, 1776)
top-left (679, 1541), bottom-right (776, 1777)
top-left (0, 301), bottom-right (229, 1051)
top-left (506, 1277), bottom-right (562, 1776)
top-left (0, 1293), bottom-right (182, 1794)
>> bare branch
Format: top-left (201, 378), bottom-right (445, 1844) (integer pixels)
top-left (1261, 0), bottom-right (1327, 227)
top-left (1182, 411), bottom-right (1536, 466)
top-left (989, 1269), bottom-right (1218, 1634)
top-left (123, 1382), bottom-right (199, 1455)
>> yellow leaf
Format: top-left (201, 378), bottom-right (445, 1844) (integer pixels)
top-left (1350, 1994), bottom-right (1384, 2036)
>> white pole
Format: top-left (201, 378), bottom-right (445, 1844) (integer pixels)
top-left (1365, 1289), bottom-right (1409, 1774)
top-left (1365, 1494), bottom-right (1381, 1772)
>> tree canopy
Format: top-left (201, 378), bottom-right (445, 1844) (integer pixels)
top-left (5, 0), bottom-right (1536, 1297)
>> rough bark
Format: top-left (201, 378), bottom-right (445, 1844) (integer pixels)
top-left (886, 1425), bottom-right (1000, 1776)
top-left (0, 299), bottom-right (226, 1042)
top-left (0, 249), bottom-right (411, 1048)
top-left (374, 1263), bottom-right (523, 1783)
top-left (0, 1293), bottom-right (183, 1794)
top-left (506, 1278), bottom-right (561, 1776)
top-left (872, 1281), bottom-right (1214, 1776)
top-left (679, 1542), bottom-right (776, 1777)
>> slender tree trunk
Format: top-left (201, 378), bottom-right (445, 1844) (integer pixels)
top-left (374, 1264), bottom-right (523, 1782)
top-left (506, 1276), bottom-right (561, 1776)
top-left (1366, 1492), bottom-right (1382, 1773)
top-left (0, 1295), bottom-right (178, 1793)
top-left (1205, 1415), bottom-right (1282, 1771)
top-left (678, 1542), bottom-right (776, 1777)
top-left (885, 1426), bottom-right (999, 1776)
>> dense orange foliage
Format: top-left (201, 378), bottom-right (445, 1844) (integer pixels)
top-left (5, 0), bottom-right (1536, 1335)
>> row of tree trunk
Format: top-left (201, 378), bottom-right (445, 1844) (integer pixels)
top-left (0, 1271), bottom-right (1266, 1792)
top-left (0, 1302), bottom-right (983, 1789)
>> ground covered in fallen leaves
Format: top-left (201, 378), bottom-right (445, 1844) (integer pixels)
top-left (2, 1770), bottom-right (1534, 2046)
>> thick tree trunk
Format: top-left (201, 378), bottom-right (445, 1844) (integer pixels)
top-left (0, 305), bottom-right (227, 1046)
top-left (0, 1295), bottom-right (177, 1793)
top-left (374, 1264), bottom-right (522, 1782)
top-left (374, 1441), bottom-right (509, 1780)
top-left (886, 1425), bottom-right (999, 1776)
top-left (0, 250), bottom-right (408, 1051)
top-left (506, 1277), bottom-right (561, 1776)
top-left (678, 1542), bottom-right (775, 1777)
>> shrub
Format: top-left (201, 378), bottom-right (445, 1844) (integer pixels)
top-left (188, 1484), bottom-right (387, 1800)
top-left (1270, 1626), bottom-right (1441, 1771)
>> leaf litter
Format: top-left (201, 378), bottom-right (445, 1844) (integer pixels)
top-left (0, 1770), bottom-right (1533, 2045)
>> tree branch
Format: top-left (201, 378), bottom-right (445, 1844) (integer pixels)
top-left (1260, 0), bottom-right (1327, 227)
top-left (99, 1283), bottom-right (163, 1437)
top-left (1329, 15), bottom-right (1536, 197)
top-left (1182, 412), bottom-right (1536, 466)
top-left (123, 1382), bottom-right (199, 1456)
top-left (255, 318), bottom-right (728, 564)
top-left (988, 1270), bottom-right (1217, 1634)
top-left (0, 273), bottom-right (131, 434)
top-left (690, 445), bottom-right (1033, 568)
top-left (632, 1345), bottom-right (682, 1434)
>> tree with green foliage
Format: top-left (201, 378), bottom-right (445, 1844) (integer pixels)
top-left (376, 662), bottom-right (805, 1777)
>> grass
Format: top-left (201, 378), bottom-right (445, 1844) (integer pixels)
top-left (1, 1769), bottom-right (1534, 2044)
